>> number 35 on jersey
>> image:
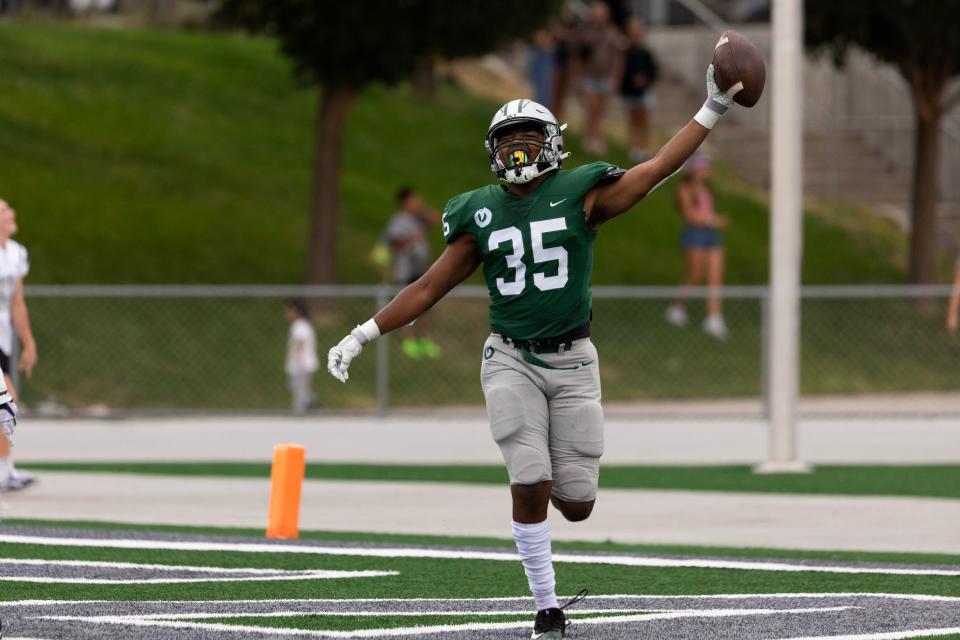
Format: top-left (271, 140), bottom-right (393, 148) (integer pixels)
top-left (441, 161), bottom-right (617, 340)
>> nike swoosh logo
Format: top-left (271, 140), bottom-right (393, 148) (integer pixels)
top-left (580, 360), bottom-right (595, 367)
top-left (549, 199), bottom-right (567, 207)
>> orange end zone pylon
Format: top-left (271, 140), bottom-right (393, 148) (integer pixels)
top-left (266, 444), bottom-right (306, 539)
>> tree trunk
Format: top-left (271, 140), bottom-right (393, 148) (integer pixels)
top-left (305, 87), bottom-right (357, 286)
top-left (907, 94), bottom-right (943, 284)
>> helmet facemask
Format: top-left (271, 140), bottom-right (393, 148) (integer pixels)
top-left (485, 116), bottom-right (569, 185)
top-left (491, 128), bottom-right (550, 184)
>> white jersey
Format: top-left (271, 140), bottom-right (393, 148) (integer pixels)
top-left (286, 318), bottom-right (319, 375)
top-left (0, 239), bottom-right (28, 356)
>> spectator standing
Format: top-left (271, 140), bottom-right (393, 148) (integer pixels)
top-left (0, 199), bottom-right (36, 492)
top-left (549, 6), bottom-right (579, 122)
top-left (382, 187), bottom-right (442, 359)
top-left (665, 155), bottom-right (731, 339)
top-left (620, 16), bottom-right (659, 163)
top-left (578, 1), bottom-right (625, 155)
top-left (529, 29), bottom-right (555, 108)
top-left (284, 299), bottom-right (318, 414)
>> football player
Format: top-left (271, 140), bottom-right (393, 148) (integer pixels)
top-left (0, 199), bottom-right (33, 492)
top-left (328, 64), bottom-right (735, 638)
top-left (0, 374), bottom-right (17, 452)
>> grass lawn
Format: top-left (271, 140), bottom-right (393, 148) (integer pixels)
top-left (0, 22), bottom-right (906, 287)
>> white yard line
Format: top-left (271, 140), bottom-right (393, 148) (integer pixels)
top-left (0, 558), bottom-right (396, 584)
top-left (1, 534), bottom-right (958, 577)
top-left (0, 571), bottom-right (395, 585)
top-left (135, 608), bottom-right (663, 618)
top-left (779, 628), bottom-right (960, 640)
top-left (0, 557), bottom-right (374, 574)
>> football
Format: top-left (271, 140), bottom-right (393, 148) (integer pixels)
top-left (712, 30), bottom-right (766, 108)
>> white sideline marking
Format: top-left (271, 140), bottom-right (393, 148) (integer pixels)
top-left (41, 607), bottom-right (854, 638)
top-left (3, 593), bottom-right (960, 607)
top-left (141, 608), bottom-right (690, 620)
top-left (1, 535), bottom-right (957, 577)
top-left (0, 558), bottom-right (396, 584)
top-left (137, 608), bottom-right (658, 618)
top-left (781, 628), bottom-right (960, 640)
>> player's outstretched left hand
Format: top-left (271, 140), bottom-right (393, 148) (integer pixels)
top-left (327, 334), bottom-right (364, 383)
top-left (0, 400), bottom-right (18, 447)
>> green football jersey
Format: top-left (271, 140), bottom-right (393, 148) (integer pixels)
top-left (443, 161), bottom-right (621, 340)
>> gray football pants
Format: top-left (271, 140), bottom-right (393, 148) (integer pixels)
top-left (480, 334), bottom-right (604, 502)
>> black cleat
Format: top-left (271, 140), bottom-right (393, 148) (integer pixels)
top-left (531, 607), bottom-right (567, 639)
top-left (530, 589), bottom-right (588, 639)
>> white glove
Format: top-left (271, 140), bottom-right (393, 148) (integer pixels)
top-left (0, 400), bottom-right (18, 447)
top-left (706, 63), bottom-right (733, 108)
top-left (695, 64), bottom-right (733, 130)
top-left (327, 330), bottom-right (365, 383)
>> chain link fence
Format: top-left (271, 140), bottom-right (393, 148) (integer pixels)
top-left (13, 284), bottom-right (960, 417)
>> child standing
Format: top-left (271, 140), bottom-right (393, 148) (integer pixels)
top-left (284, 299), bottom-right (318, 414)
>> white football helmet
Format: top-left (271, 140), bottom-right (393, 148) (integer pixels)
top-left (485, 99), bottom-right (570, 184)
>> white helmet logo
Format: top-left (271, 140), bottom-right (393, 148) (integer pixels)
top-left (474, 207), bottom-right (493, 228)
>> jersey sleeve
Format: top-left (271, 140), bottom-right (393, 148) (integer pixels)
top-left (565, 161), bottom-right (626, 196)
top-left (441, 192), bottom-right (474, 245)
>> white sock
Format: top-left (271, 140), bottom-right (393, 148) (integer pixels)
top-left (512, 519), bottom-right (559, 611)
top-left (0, 457), bottom-right (11, 483)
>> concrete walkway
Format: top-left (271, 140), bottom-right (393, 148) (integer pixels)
top-left (11, 412), bottom-right (960, 464)
top-left (2, 472), bottom-right (959, 554)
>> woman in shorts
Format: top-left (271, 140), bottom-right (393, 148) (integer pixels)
top-left (665, 154), bottom-right (730, 339)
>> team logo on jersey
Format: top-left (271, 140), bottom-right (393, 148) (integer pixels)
top-left (484, 346), bottom-right (495, 360)
top-left (474, 207), bottom-right (493, 228)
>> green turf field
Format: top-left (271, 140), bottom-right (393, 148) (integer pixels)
top-left (0, 520), bottom-right (958, 638)
top-left (17, 462), bottom-right (960, 500)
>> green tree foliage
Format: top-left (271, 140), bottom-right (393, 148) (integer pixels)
top-left (216, 0), bottom-right (561, 284)
top-left (806, 0), bottom-right (960, 284)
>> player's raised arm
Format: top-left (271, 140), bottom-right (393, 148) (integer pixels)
top-left (587, 64), bottom-right (733, 226)
top-left (326, 233), bottom-right (480, 383)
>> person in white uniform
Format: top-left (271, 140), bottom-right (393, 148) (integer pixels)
top-left (0, 199), bottom-right (37, 492)
top-left (284, 299), bottom-right (319, 413)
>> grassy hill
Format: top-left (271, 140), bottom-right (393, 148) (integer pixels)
top-left (0, 22), bottom-right (906, 286)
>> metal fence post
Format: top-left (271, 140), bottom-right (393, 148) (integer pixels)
top-left (756, 0), bottom-right (809, 474)
top-left (375, 286), bottom-right (390, 416)
top-left (760, 294), bottom-right (769, 419)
